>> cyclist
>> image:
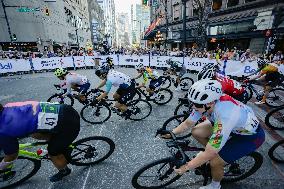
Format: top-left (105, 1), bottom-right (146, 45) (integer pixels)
top-left (106, 57), bottom-right (114, 69)
top-left (161, 79), bottom-right (265, 189)
top-left (54, 68), bottom-right (90, 103)
top-left (165, 59), bottom-right (187, 90)
top-left (245, 58), bottom-right (282, 104)
top-left (134, 63), bottom-right (163, 99)
top-left (197, 64), bottom-right (247, 103)
top-left (95, 65), bottom-right (136, 118)
top-left (0, 101), bottom-right (80, 182)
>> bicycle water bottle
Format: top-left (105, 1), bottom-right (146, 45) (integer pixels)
top-left (37, 148), bottom-right (48, 157)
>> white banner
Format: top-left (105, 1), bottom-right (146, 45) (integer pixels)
top-left (73, 56), bottom-right (86, 68)
top-left (32, 57), bottom-right (63, 70)
top-left (0, 59), bottom-right (31, 73)
top-left (60, 57), bottom-right (74, 68)
top-left (119, 55), bottom-right (149, 66)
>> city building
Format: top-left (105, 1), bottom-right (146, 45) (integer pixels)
top-left (97, 0), bottom-right (116, 47)
top-left (146, 0), bottom-right (284, 53)
top-left (87, 0), bottom-right (105, 49)
top-left (116, 12), bottom-right (130, 48)
top-left (0, 0), bottom-right (92, 52)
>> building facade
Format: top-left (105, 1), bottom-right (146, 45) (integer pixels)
top-left (0, 0), bottom-right (92, 52)
top-left (146, 0), bottom-right (284, 53)
top-left (116, 13), bottom-right (130, 48)
top-left (88, 0), bottom-right (105, 49)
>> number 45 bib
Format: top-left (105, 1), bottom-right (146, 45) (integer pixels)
top-left (37, 102), bottom-right (61, 130)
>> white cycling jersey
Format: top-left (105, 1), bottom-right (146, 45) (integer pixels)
top-left (188, 95), bottom-right (260, 151)
top-left (63, 72), bottom-right (88, 94)
top-left (105, 70), bottom-right (132, 93)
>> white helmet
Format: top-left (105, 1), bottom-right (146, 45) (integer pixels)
top-left (135, 63), bottom-right (144, 70)
top-left (197, 64), bottom-right (219, 80)
top-left (188, 79), bottom-right (223, 104)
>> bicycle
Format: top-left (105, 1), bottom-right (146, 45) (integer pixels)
top-left (160, 73), bottom-right (194, 91)
top-left (265, 105), bottom-right (284, 130)
top-left (47, 84), bottom-right (100, 106)
top-left (80, 94), bottom-right (152, 124)
top-left (174, 95), bottom-right (193, 116)
top-left (0, 136), bottom-right (115, 189)
top-left (134, 86), bottom-right (173, 105)
top-left (132, 129), bottom-right (263, 189)
top-left (268, 139), bottom-right (284, 163)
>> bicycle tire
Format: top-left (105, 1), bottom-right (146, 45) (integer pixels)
top-left (243, 86), bottom-right (253, 102)
top-left (132, 157), bottom-right (181, 189)
top-left (153, 88), bottom-right (173, 105)
top-left (174, 102), bottom-right (193, 116)
top-left (265, 106), bottom-right (284, 130)
top-left (132, 90), bottom-right (142, 101)
top-left (47, 94), bottom-right (74, 106)
top-left (162, 114), bottom-right (190, 139)
top-left (180, 77), bottom-right (194, 91)
top-left (268, 140), bottom-right (284, 163)
top-left (0, 156), bottom-right (41, 189)
top-left (70, 136), bottom-right (115, 166)
top-left (160, 76), bottom-right (171, 89)
top-left (266, 88), bottom-right (284, 108)
top-left (222, 152), bottom-right (263, 183)
top-left (127, 99), bottom-right (152, 121)
top-left (80, 103), bottom-right (111, 124)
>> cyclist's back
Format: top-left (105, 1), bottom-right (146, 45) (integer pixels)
top-left (107, 70), bottom-right (132, 87)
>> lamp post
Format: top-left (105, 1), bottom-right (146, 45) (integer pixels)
top-left (181, 0), bottom-right (187, 50)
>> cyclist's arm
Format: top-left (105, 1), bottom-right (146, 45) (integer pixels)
top-left (62, 82), bottom-right (72, 97)
top-left (97, 80), bottom-right (110, 101)
top-left (97, 79), bottom-right (107, 89)
top-left (133, 73), bottom-right (143, 80)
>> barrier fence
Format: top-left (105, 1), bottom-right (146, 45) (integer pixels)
top-left (1, 55), bottom-right (283, 77)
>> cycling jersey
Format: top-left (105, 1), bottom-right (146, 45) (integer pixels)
top-left (0, 101), bottom-right (61, 137)
top-left (63, 72), bottom-right (89, 94)
top-left (188, 95), bottom-right (260, 151)
top-left (216, 73), bottom-right (245, 96)
top-left (142, 67), bottom-right (160, 85)
top-left (261, 63), bottom-right (278, 74)
top-left (105, 70), bottom-right (132, 93)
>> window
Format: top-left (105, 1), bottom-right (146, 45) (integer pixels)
top-left (212, 0), bottom-right (222, 11)
top-left (173, 4), bottom-right (180, 20)
top-left (227, 0), bottom-right (239, 7)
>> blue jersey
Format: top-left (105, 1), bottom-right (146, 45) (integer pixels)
top-left (0, 101), bottom-right (60, 137)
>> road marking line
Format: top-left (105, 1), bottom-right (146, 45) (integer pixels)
top-left (82, 166), bottom-right (91, 189)
top-left (271, 160), bottom-right (284, 179)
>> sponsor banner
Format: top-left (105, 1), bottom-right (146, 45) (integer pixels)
top-left (0, 59), bottom-right (30, 73)
top-left (32, 57), bottom-right (62, 70)
top-left (84, 56), bottom-right (97, 67)
top-left (73, 56), bottom-right (86, 68)
top-left (150, 56), bottom-right (171, 67)
top-left (119, 55), bottom-right (149, 66)
top-left (60, 57), bottom-right (74, 68)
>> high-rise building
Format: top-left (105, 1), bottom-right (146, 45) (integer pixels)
top-left (116, 12), bottom-right (130, 48)
top-left (0, 0), bottom-right (91, 51)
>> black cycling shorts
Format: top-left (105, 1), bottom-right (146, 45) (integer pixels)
top-left (47, 105), bottom-right (80, 161)
top-left (116, 82), bottom-right (136, 104)
top-left (149, 77), bottom-right (163, 90)
top-left (265, 72), bottom-right (281, 86)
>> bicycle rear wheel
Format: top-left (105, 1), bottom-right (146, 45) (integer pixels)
top-left (47, 94), bottom-right (74, 106)
top-left (265, 106), bottom-right (284, 130)
top-left (160, 76), bottom-right (171, 89)
top-left (153, 88), bottom-right (173, 105)
top-left (127, 99), bottom-right (152, 121)
top-left (179, 77), bottom-right (194, 91)
top-left (80, 103), bottom-right (111, 124)
top-left (268, 140), bottom-right (284, 163)
top-left (132, 157), bottom-right (181, 189)
top-left (266, 88), bottom-right (284, 107)
top-left (222, 152), bottom-right (263, 183)
top-left (0, 156), bottom-right (41, 189)
top-left (70, 136), bottom-right (115, 166)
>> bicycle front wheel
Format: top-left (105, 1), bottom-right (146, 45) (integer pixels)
top-left (70, 136), bottom-right (115, 166)
top-left (47, 94), bottom-right (74, 106)
top-left (80, 103), bottom-right (111, 124)
top-left (268, 140), bottom-right (284, 163)
top-left (265, 106), bottom-right (284, 130)
top-left (127, 99), bottom-right (152, 121)
top-left (266, 88), bottom-right (284, 107)
top-left (132, 158), bottom-right (181, 189)
top-left (174, 102), bottom-right (193, 116)
top-left (162, 114), bottom-right (190, 139)
top-left (179, 77), bottom-right (194, 91)
top-left (222, 152), bottom-right (263, 183)
top-left (153, 88), bottom-right (173, 105)
top-left (160, 76), bottom-right (171, 89)
top-left (0, 156), bottom-right (41, 189)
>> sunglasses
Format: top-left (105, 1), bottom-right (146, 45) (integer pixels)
top-left (193, 103), bottom-right (204, 108)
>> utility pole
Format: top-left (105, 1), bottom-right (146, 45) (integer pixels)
top-left (75, 28), bottom-right (79, 48)
top-left (182, 0), bottom-right (187, 50)
top-left (164, 0), bottom-right (168, 49)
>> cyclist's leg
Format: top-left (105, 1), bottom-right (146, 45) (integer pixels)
top-left (116, 86), bottom-right (136, 115)
top-left (147, 80), bottom-right (156, 95)
top-left (114, 87), bottom-right (128, 112)
top-left (0, 134), bottom-right (19, 171)
top-left (191, 120), bottom-right (212, 146)
top-left (78, 82), bottom-right (91, 101)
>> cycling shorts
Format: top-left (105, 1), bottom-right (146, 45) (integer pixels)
top-left (218, 125), bottom-right (265, 164)
top-left (265, 72), bottom-right (281, 87)
top-left (116, 81), bottom-right (136, 104)
top-left (149, 77), bottom-right (163, 90)
top-left (79, 82), bottom-right (91, 94)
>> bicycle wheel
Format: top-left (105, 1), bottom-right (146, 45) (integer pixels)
top-left (162, 114), bottom-right (190, 139)
top-left (179, 77), bottom-right (194, 91)
top-left (80, 102), bottom-right (111, 124)
top-left (243, 86), bottom-right (253, 102)
top-left (268, 140), bottom-right (284, 163)
top-left (132, 90), bottom-right (142, 101)
top-left (47, 94), bottom-right (74, 106)
top-left (266, 88), bottom-right (284, 107)
top-left (0, 156), bottom-right (41, 189)
top-left (70, 136), bottom-right (115, 166)
top-left (265, 106), bottom-right (284, 130)
top-left (153, 88), bottom-right (173, 105)
top-left (127, 99), bottom-right (152, 121)
top-left (160, 76), bottom-right (171, 89)
top-left (174, 102), bottom-right (193, 116)
top-left (132, 157), bottom-right (181, 189)
top-left (86, 89), bottom-right (102, 102)
top-left (222, 152), bottom-right (263, 183)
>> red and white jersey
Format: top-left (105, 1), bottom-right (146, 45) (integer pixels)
top-left (216, 73), bottom-right (245, 96)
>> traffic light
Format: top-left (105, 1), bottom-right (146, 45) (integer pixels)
top-left (45, 8), bottom-right (50, 16)
top-left (12, 34), bottom-right (17, 41)
top-left (142, 0), bottom-right (148, 6)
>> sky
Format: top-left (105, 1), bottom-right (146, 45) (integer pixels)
top-left (114, 0), bottom-right (141, 17)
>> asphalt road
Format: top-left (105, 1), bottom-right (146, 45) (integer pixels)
top-left (0, 67), bottom-right (284, 189)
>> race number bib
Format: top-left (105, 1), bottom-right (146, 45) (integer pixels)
top-left (38, 112), bottom-right (58, 130)
top-left (244, 111), bottom-right (259, 134)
